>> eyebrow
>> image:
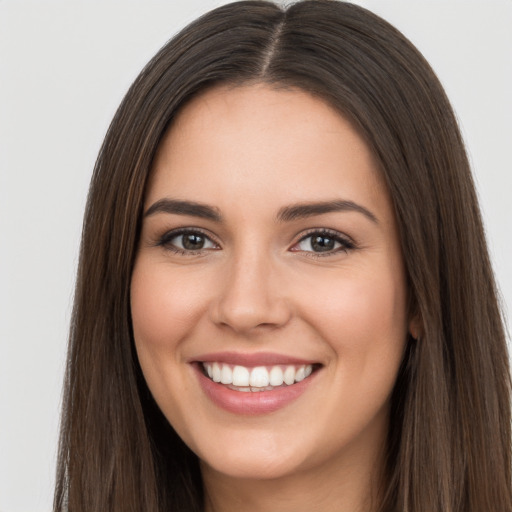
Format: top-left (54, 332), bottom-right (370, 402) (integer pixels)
top-left (144, 198), bottom-right (222, 222)
top-left (277, 200), bottom-right (378, 224)
top-left (144, 198), bottom-right (378, 224)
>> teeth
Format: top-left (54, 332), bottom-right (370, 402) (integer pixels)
top-left (283, 366), bottom-right (295, 385)
top-left (202, 362), bottom-right (314, 389)
top-left (249, 366), bottom-right (269, 387)
top-left (212, 362), bottom-right (221, 383)
top-left (232, 365), bottom-right (250, 386)
top-left (269, 366), bottom-right (284, 386)
top-left (295, 366), bottom-right (306, 382)
top-left (220, 364), bottom-right (232, 384)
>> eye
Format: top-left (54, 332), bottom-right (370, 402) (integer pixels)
top-left (291, 230), bottom-right (355, 255)
top-left (158, 229), bottom-right (219, 254)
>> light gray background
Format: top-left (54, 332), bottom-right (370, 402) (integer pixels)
top-left (1, 1), bottom-right (511, 511)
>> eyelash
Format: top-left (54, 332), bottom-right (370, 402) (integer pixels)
top-left (156, 228), bottom-right (219, 256)
top-left (292, 228), bottom-right (356, 257)
top-left (155, 228), bottom-right (356, 257)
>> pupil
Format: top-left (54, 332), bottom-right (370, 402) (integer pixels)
top-left (312, 235), bottom-right (334, 252)
top-left (182, 234), bottom-right (204, 250)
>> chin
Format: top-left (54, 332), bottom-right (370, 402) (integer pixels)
top-left (199, 447), bottom-right (307, 481)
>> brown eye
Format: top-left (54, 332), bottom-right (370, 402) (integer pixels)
top-left (293, 230), bottom-right (355, 255)
top-left (159, 229), bottom-right (218, 253)
top-left (182, 233), bottom-right (206, 250)
top-left (310, 235), bottom-right (336, 252)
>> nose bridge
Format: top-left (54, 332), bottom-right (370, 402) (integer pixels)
top-left (212, 242), bottom-right (290, 333)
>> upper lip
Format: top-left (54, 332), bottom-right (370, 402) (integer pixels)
top-left (190, 351), bottom-right (319, 367)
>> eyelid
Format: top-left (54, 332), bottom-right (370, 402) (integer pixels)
top-left (156, 227), bottom-right (221, 253)
top-left (153, 226), bottom-right (355, 256)
top-left (290, 228), bottom-right (356, 255)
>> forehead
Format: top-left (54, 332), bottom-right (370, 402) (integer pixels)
top-left (147, 84), bottom-right (392, 221)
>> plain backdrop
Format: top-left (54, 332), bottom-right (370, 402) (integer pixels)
top-left (0, 1), bottom-right (511, 511)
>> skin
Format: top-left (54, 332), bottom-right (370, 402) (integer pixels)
top-left (131, 84), bottom-right (415, 512)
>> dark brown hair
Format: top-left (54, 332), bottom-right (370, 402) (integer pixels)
top-left (54, 1), bottom-right (512, 511)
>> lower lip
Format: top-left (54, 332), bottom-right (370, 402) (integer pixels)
top-left (194, 364), bottom-right (319, 415)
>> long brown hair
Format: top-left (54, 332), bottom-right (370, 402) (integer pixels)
top-left (54, 1), bottom-right (512, 511)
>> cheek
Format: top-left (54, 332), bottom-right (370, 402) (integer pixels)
top-left (321, 257), bottom-right (406, 330)
top-left (129, 259), bottom-right (212, 429)
top-left (338, 281), bottom-right (405, 344)
top-left (302, 266), bottom-right (408, 428)
top-left (130, 260), bottom-right (210, 354)
top-left (302, 263), bottom-right (408, 374)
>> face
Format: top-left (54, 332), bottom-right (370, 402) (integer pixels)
top-left (131, 84), bottom-right (412, 483)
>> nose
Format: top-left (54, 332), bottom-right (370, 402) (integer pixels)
top-left (210, 251), bottom-right (292, 335)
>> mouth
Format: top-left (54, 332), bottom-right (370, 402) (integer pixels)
top-left (200, 362), bottom-right (319, 392)
top-left (192, 353), bottom-right (323, 415)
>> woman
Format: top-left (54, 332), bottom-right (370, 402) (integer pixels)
top-left (54, 1), bottom-right (512, 511)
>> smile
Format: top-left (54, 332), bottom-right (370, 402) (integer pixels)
top-left (193, 354), bottom-right (322, 415)
top-left (202, 362), bottom-right (314, 391)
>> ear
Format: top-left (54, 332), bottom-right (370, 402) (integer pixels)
top-left (408, 314), bottom-right (422, 340)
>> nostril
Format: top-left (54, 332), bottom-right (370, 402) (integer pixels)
top-left (212, 302), bottom-right (291, 334)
